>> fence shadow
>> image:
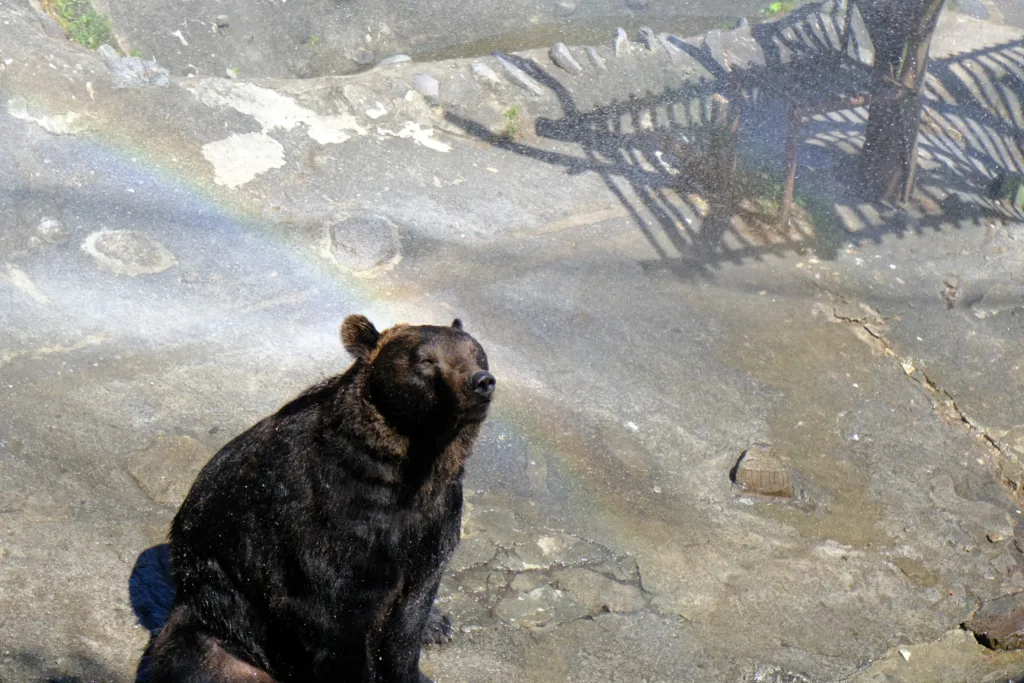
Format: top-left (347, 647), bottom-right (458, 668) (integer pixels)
top-left (444, 3), bottom-right (1024, 279)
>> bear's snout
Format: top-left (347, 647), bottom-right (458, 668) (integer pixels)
top-left (471, 371), bottom-right (496, 399)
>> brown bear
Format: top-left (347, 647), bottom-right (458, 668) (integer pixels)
top-left (147, 315), bottom-right (495, 683)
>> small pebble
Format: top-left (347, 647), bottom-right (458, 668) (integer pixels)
top-left (215, 15), bottom-right (230, 28)
top-left (638, 27), bottom-right (658, 52)
top-left (378, 54), bottom-right (412, 66)
top-left (471, 61), bottom-right (502, 87)
top-left (556, 0), bottom-right (577, 15)
top-left (549, 42), bottom-right (583, 75)
top-left (36, 217), bottom-right (68, 245)
top-left (493, 53), bottom-right (543, 96)
top-left (412, 73), bottom-right (439, 102)
top-left (614, 27), bottom-right (630, 56)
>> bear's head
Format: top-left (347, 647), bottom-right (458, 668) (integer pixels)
top-left (341, 315), bottom-right (495, 437)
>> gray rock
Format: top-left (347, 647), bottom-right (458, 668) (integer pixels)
top-left (35, 10), bottom-right (65, 39)
top-left (82, 229), bottom-right (176, 276)
top-left (36, 217), bottom-right (68, 245)
top-left (378, 54), bottom-right (412, 66)
top-left (471, 61), bottom-right (502, 88)
top-left (214, 15), bottom-right (230, 29)
top-left (510, 573), bottom-right (549, 593)
top-left (97, 44), bottom-right (170, 88)
top-left (747, 667), bottom-right (813, 683)
top-left (614, 27), bottom-right (630, 56)
top-left (549, 567), bottom-right (648, 613)
top-left (128, 436), bottom-right (213, 506)
top-left (493, 53), bottom-right (543, 96)
top-left (354, 49), bottom-right (376, 66)
top-left (342, 83), bottom-right (392, 119)
top-left (818, 11), bottom-right (842, 50)
top-left (702, 29), bottom-right (730, 72)
top-left (736, 17), bottom-right (750, 28)
top-left (328, 214), bottom-right (401, 273)
top-left (585, 47), bottom-right (607, 71)
top-left (893, 557), bottom-right (938, 587)
top-left (1004, 425), bottom-right (1024, 459)
top-left (494, 584), bottom-right (567, 627)
top-left (970, 282), bottom-right (1024, 320)
top-left (555, 0), bottom-right (577, 16)
top-left (412, 73), bottom-right (439, 102)
top-left (722, 24), bottom-right (767, 69)
top-left (637, 27), bottom-right (658, 52)
top-left (963, 593), bottom-right (1024, 650)
top-left (549, 42), bottom-right (582, 75)
top-left (846, 4), bottom-right (874, 64)
top-left (947, 0), bottom-right (990, 20)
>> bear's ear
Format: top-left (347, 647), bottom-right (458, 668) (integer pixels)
top-left (451, 318), bottom-right (463, 331)
top-left (341, 315), bottom-right (381, 361)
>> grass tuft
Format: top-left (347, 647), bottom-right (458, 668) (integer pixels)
top-left (42, 0), bottom-right (116, 51)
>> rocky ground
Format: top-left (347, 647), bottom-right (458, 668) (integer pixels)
top-left (3, 1), bottom-right (1024, 681)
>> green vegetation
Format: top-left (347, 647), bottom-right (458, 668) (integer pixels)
top-left (729, 164), bottom-right (843, 259)
top-left (308, 35), bottom-right (321, 48)
top-left (44, 0), bottom-right (115, 50)
top-left (500, 105), bottom-right (521, 142)
top-left (735, 165), bottom-right (783, 216)
top-left (760, 1), bottom-right (795, 19)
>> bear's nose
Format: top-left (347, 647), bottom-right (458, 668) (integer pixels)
top-left (471, 371), bottom-right (496, 398)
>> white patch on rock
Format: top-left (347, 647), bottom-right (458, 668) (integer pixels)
top-left (193, 80), bottom-right (314, 131)
top-left (376, 121), bottom-right (450, 152)
top-left (193, 79), bottom-right (367, 144)
top-left (306, 113), bottom-right (367, 144)
top-left (8, 95), bottom-right (89, 135)
top-left (365, 102), bottom-right (388, 119)
top-left (3, 265), bottom-right (49, 305)
top-left (201, 133), bottom-right (285, 188)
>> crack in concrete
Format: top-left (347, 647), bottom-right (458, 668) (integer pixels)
top-left (819, 294), bottom-right (1018, 500)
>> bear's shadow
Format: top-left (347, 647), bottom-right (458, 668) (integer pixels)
top-left (129, 544), bottom-right (175, 682)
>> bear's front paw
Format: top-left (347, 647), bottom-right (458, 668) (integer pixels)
top-left (421, 607), bottom-right (455, 645)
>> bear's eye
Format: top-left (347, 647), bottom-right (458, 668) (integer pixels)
top-left (417, 357), bottom-right (436, 368)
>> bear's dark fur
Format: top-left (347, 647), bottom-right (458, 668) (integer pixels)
top-left (148, 315), bottom-right (495, 683)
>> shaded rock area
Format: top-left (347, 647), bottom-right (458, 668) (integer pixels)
top-left (4, 0), bottom-right (1024, 681)
top-left (964, 593), bottom-right (1024, 651)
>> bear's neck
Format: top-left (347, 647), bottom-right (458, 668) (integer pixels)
top-left (403, 421), bottom-right (480, 495)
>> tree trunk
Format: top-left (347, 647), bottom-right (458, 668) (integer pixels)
top-left (858, 0), bottom-right (945, 203)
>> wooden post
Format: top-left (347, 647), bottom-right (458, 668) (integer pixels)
top-left (709, 93), bottom-right (739, 205)
top-left (779, 106), bottom-right (802, 229)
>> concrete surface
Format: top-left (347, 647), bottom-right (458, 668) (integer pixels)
top-left (94, 0), bottom-right (815, 79)
top-left (3, 1), bottom-right (1024, 681)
